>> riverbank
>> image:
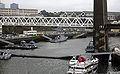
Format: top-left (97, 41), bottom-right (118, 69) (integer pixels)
top-left (0, 31), bottom-right (120, 46)
top-left (0, 32), bottom-right (87, 46)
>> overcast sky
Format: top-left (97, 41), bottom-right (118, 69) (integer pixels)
top-left (1, 0), bottom-right (120, 12)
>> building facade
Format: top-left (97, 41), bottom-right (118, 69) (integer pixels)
top-left (60, 11), bottom-right (93, 17)
top-left (60, 11), bottom-right (120, 21)
top-left (0, 3), bottom-right (5, 8)
top-left (0, 8), bottom-right (38, 16)
top-left (10, 3), bottom-right (19, 9)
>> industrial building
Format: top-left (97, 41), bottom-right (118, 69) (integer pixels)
top-left (10, 3), bottom-right (19, 9)
top-left (0, 1), bottom-right (5, 8)
top-left (0, 8), bottom-right (38, 16)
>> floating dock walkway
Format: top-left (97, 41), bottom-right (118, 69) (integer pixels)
top-left (11, 52), bottom-right (116, 60)
top-left (12, 54), bottom-right (73, 60)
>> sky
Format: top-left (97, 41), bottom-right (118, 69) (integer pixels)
top-left (1, 0), bottom-right (120, 12)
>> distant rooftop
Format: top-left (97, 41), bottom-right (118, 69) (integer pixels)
top-left (0, 8), bottom-right (38, 10)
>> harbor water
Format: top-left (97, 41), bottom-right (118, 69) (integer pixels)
top-left (0, 37), bottom-right (120, 74)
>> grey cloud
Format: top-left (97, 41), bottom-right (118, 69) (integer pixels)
top-left (2, 0), bottom-right (120, 12)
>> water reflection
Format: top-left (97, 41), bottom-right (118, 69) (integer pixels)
top-left (97, 61), bottom-right (109, 74)
top-left (112, 62), bottom-right (120, 71)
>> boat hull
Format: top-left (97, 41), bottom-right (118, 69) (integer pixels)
top-left (50, 36), bottom-right (68, 43)
top-left (0, 53), bottom-right (11, 60)
top-left (111, 54), bottom-right (120, 63)
top-left (94, 54), bottom-right (109, 62)
top-left (67, 64), bottom-right (98, 74)
top-left (111, 47), bottom-right (120, 63)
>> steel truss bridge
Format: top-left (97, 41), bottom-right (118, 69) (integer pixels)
top-left (0, 16), bottom-right (94, 27)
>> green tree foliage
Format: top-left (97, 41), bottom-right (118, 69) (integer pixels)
top-left (2, 26), bottom-right (15, 34)
top-left (39, 10), bottom-right (64, 17)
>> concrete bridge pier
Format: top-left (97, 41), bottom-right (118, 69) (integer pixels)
top-left (93, 0), bottom-right (109, 61)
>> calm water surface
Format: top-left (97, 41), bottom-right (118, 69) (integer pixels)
top-left (0, 37), bottom-right (120, 74)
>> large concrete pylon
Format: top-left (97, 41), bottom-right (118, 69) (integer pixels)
top-left (93, 0), bottom-right (109, 52)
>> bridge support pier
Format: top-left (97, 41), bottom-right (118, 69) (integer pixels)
top-left (93, 0), bottom-right (109, 52)
top-left (0, 25), bottom-right (2, 34)
top-left (93, 0), bottom-right (109, 60)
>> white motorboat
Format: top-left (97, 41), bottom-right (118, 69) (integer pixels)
top-left (28, 40), bottom-right (38, 49)
top-left (67, 55), bottom-right (99, 74)
top-left (0, 50), bottom-right (11, 60)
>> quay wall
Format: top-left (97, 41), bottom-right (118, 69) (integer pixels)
top-left (0, 31), bottom-right (119, 46)
top-left (0, 33), bottom-right (80, 46)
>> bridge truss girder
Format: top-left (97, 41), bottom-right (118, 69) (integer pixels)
top-left (0, 16), bottom-right (93, 27)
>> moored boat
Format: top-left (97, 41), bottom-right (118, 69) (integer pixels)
top-left (0, 50), bottom-right (11, 60)
top-left (67, 55), bottom-right (99, 74)
top-left (1, 40), bottom-right (37, 49)
top-left (85, 41), bottom-right (94, 53)
top-left (28, 40), bottom-right (38, 49)
top-left (50, 35), bottom-right (68, 43)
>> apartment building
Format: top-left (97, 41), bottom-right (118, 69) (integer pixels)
top-left (0, 8), bottom-right (38, 16)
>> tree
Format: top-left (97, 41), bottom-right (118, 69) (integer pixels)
top-left (40, 10), bottom-right (49, 17)
top-left (39, 10), bottom-right (64, 17)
